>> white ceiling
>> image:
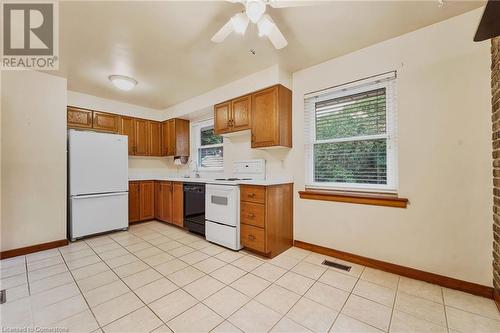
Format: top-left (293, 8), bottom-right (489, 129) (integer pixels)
top-left (57, 1), bottom-right (484, 109)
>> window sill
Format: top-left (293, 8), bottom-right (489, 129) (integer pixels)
top-left (298, 189), bottom-right (408, 208)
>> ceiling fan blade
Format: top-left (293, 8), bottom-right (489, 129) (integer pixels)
top-left (268, 0), bottom-right (321, 9)
top-left (268, 24), bottom-right (288, 49)
top-left (211, 19), bottom-right (234, 43)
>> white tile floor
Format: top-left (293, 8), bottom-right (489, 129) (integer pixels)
top-left (1, 221), bottom-right (499, 333)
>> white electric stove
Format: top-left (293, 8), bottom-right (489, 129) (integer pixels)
top-left (205, 159), bottom-right (266, 250)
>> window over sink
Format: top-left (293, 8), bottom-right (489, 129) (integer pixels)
top-left (304, 72), bottom-right (398, 193)
top-left (193, 119), bottom-right (224, 170)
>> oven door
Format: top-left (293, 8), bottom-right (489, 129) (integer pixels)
top-left (205, 184), bottom-right (239, 227)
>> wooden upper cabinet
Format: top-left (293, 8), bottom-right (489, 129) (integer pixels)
top-left (251, 85), bottom-right (292, 148)
top-left (129, 181), bottom-right (141, 223)
top-left (67, 107), bottom-right (92, 129)
top-left (214, 102), bottom-right (232, 134)
top-left (149, 121), bottom-right (162, 157)
top-left (135, 119), bottom-right (149, 156)
top-left (139, 181), bottom-right (155, 221)
top-left (172, 182), bottom-right (183, 227)
top-left (174, 119), bottom-right (190, 157)
top-left (93, 111), bottom-right (120, 133)
top-left (231, 94), bottom-right (251, 131)
top-left (120, 117), bottom-right (136, 155)
top-left (167, 119), bottom-right (176, 156)
top-left (161, 121), bottom-right (169, 156)
top-left (163, 118), bottom-right (190, 157)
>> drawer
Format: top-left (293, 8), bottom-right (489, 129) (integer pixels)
top-left (241, 224), bottom-right (266, 253)
top-left (240, 185), bottom-right (265, 204)
top-left (241, 202), bottom-right (265, 228)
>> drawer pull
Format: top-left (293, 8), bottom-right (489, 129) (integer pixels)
top-left (247, 213), bottom-right (255, 218)
top-left (248, 193), bottom-right (256, 198)
top-left (248, 235), bottom-right (256, 241)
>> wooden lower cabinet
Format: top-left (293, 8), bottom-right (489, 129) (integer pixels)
top-left (129, 180), bottom-right (154, 224)
top-left (240, 184), bottom-right (293, 258)
top-left (129, 181), bottom-right (141, 223)
top-left (157, 181), bottom-right (182, 227)
top-left (155, 181), bottom-right (173, 223)
top-left (172, 182), bottom-right (184, 227)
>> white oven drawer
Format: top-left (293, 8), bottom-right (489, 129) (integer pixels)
top-left (205, 221), bottom-right (241, 250)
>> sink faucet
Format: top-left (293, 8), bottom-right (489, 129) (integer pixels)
top-left (189, 159), bottom-right (200, 178)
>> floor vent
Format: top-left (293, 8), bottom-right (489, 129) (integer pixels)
top-left (0, 290), bottom-right (6, 304)
top-left (322, 260), bottom-right (351, 272)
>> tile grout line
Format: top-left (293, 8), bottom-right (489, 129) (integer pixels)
top-left (386, 275), bottom-right (400, 332)
top-left (57, 244), bottom-right (103, 330)
top-left (83, 232), bottom-right (171, 332)
top-left (442, 287), bottom-right (451, 333)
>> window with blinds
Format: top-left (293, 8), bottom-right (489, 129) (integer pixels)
top-left (193, 120), bottom-right (224, 170)
top-left (304, 72), bottom-right (397, 192)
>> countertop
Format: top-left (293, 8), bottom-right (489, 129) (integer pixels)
top-left (128, 175), bottom-right (293, 186)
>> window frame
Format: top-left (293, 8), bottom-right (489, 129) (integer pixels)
top-left (192, 119), bottom-right (224, 172)
top-left (305, 73), bottom-right (398, 193)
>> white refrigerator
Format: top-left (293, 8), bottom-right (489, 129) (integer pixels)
top-left (68, 130), bottom-right (129, 241)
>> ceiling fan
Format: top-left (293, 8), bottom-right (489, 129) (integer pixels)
top-left (211, 0), bottom-right (313, 50)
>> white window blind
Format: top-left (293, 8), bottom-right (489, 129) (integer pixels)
top-left (304, 72), bottom-right (398, 192)
top-left (193, 119), bottom-right (224, 170)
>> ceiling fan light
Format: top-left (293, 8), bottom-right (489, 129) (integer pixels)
top-left (245, 0), bottom-right (266, 23)
top-left (257, 14), bottom-right (275, 37)
top-left (231, 12), bottom-right (249, 34)
top-left (109, 75), bottom-right (137, 91)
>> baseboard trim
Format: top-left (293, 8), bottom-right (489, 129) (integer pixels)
top-left (0, 239), bottom-right (69, 259)
top-left (294, 240), bottom-right (494, 299)
top-left (495, 288), bottom-right (500, 311)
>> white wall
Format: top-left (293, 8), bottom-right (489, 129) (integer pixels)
top-left (1, 71), bottom-right (67, 251)
top-left (68, 90), bottom-right (164, 121)
top-left (291, 9), bottom-right (492, 286)
top-left (162, 64), bottom-right (292, 119)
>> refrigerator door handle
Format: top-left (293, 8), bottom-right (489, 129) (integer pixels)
top-left (73, 192), bottom-right (127, 200)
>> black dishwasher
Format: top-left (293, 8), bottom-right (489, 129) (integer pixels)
top-left (183, 183), bottom-right (206, 236)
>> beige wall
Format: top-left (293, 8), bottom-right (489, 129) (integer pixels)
top-left (1, 71), bottom-right (67, 252)
top-left (291, 9), bottom-right (492, 286)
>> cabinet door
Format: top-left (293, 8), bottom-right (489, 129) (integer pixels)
top-left (231, 95), bottom-right (251, 131)
top-left (175, 119), bottom-right (190, 157)
top-left (93, 111), bottom-right (120, 133)
top-left (172, 182), bottom-right (183, 227)
top-left (149, 121), bottom-right (162, 156)
top-left (120, 117), bottom-right (136, 155)
top-left (163, 182), bottom-right (173, 223)
top-left (214, 102), bottom-right (232, 134)
top-left (135, 119), bottom-right (149, 156)
top-left (251, 86), bottom-right (279, 148)
top-left (167, 119), bottom-right (176, 156)
top-left (129, 182), bottom-right (141, 223)
top-left (139, 181), bottom-right (155, 220)
top-left (67, 107), bottom-right (92, 129)
top-left (161, 121), bottom-right (169, 156)
top-left (154, 181), bottom-right (163, 220)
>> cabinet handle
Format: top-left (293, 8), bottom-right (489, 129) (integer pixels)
top-left (247, 193), bottom-right (256, 198)
top-left (248, 235), bottom-right (256, 241)
top-left (247, 213), bottom-right (255, 218)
